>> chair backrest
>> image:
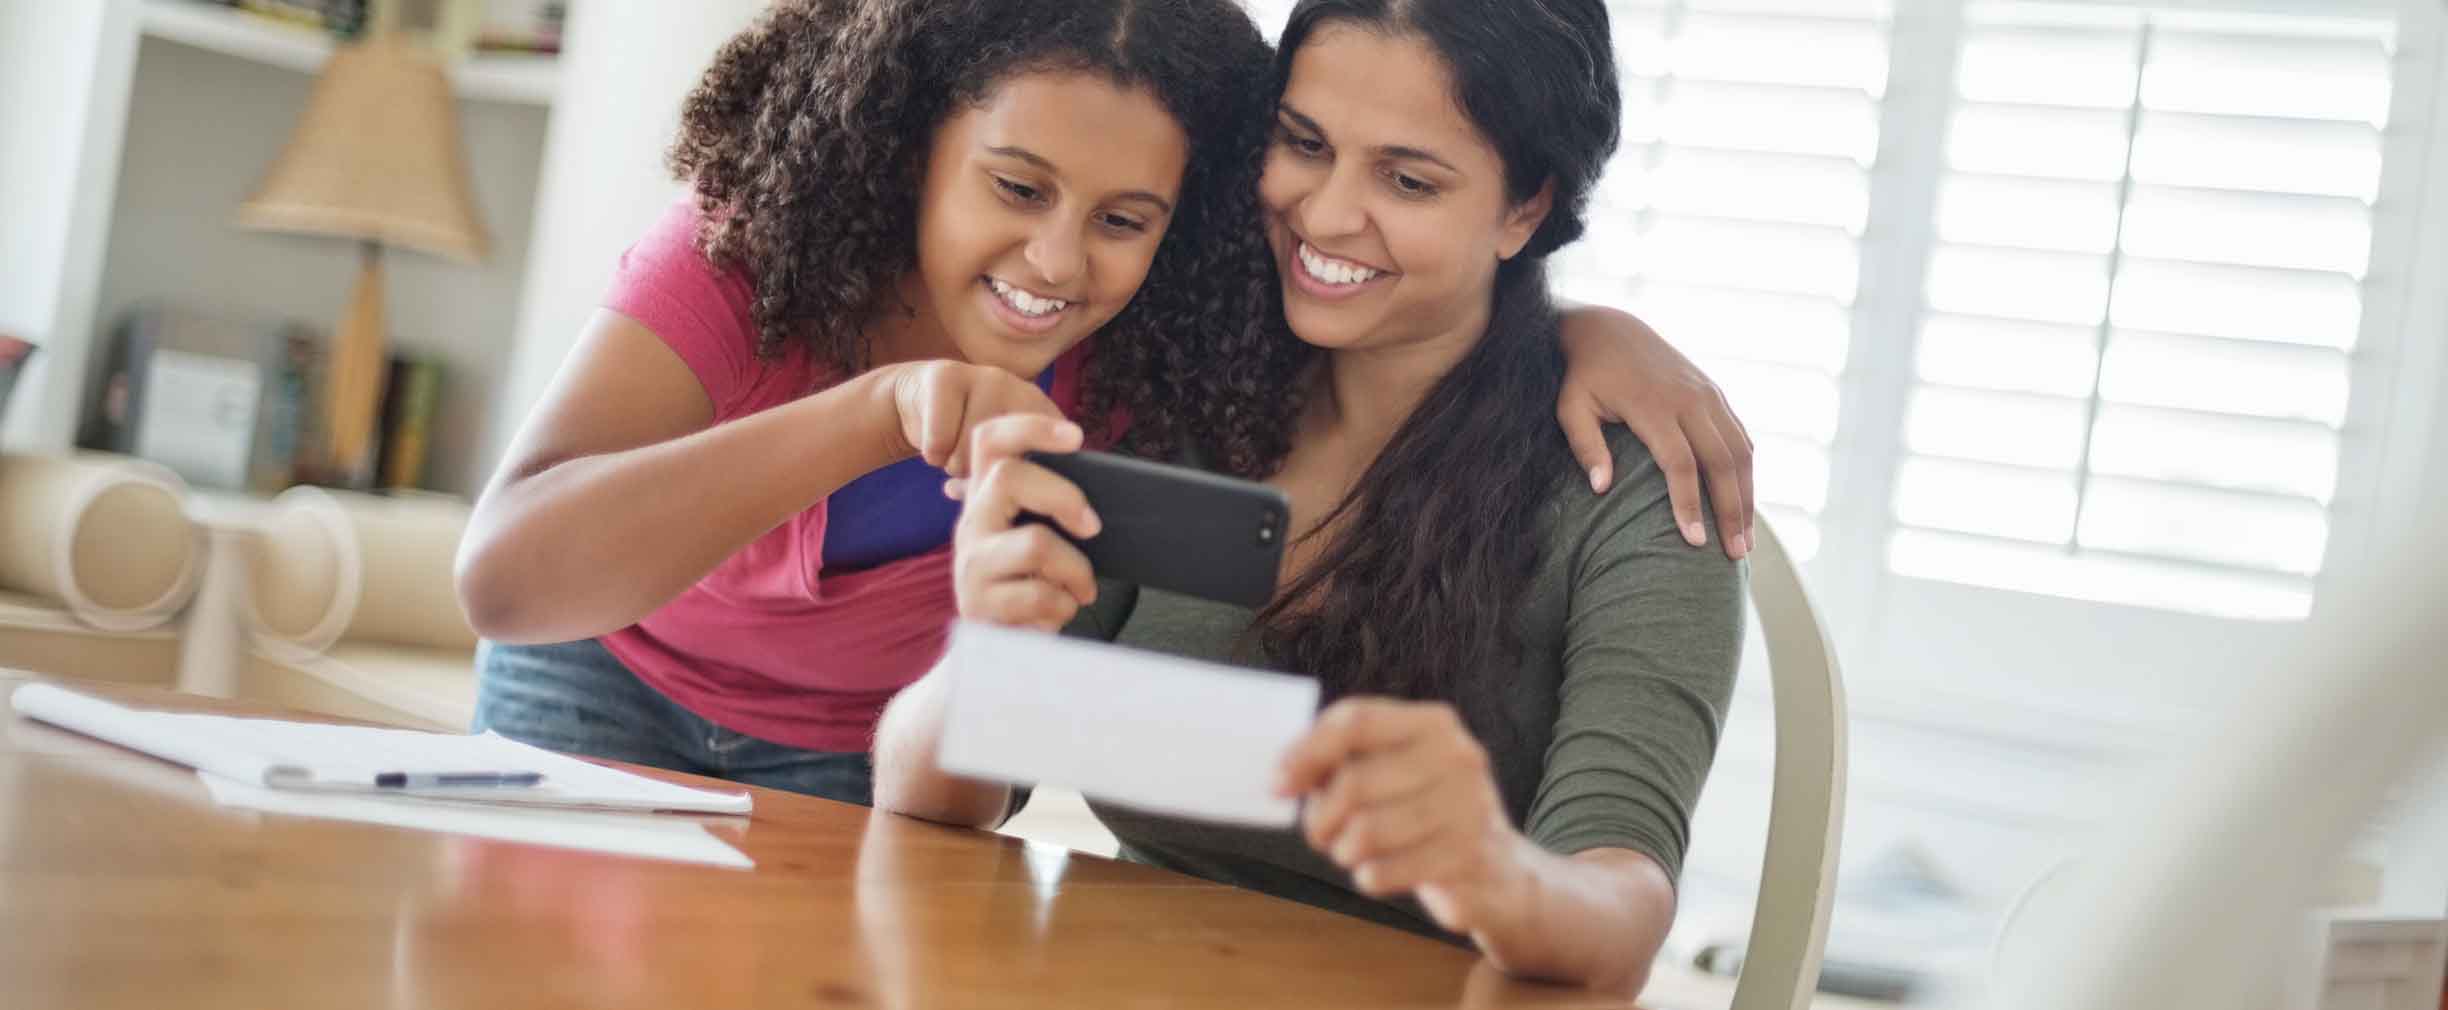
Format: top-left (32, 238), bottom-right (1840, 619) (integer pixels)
top-left (1729, 517), bottom-right (1849, 1010)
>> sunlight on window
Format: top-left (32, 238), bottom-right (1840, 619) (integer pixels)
top-left (1926, 246), bottom-right (2110, 326)
top-left (1635, 216), bottom-right (1861, 299)
top-left (1660, 80), bottom-right (1882, 163)
top-left (2119, 187), bottom-right (2372, 276)
top-left (1703, 359), bottom-right (1843, 443)
top-left (1636, 283), bottom-right (1852, 372)
top-left (2097, 332), bottom-right (2349, 426)
top-left (1916, 315), bottom-right (2100, 397)
top-left (1649, 149), bottom-right (1871, 233)
top-left (2087, 407), bottom-right (2338, 503)
top-left (1905, 387), bottom-right (2088, 469)
top-left (1947, 104), bottom-right (2131, 181)
top-left (1956, 26), bottom-right (2138, 107)
top-left (2144, 32), bottom-right (2393, 125)
top-left (2131, 112), bottom-right (2383, 201)
top-left (2077, 479), bottom-right (2329, 575)
top-left (1937, 175), bottom-right (2121, 253)
top-left (1889, 529), bottom-right (2312, 620)
top-left (1671, 12), bottom-right (1890, 93)
top-left (1894, 458), bottom-right (2078, 543)
top-left (2110, 259), bottom-right (2363, 347)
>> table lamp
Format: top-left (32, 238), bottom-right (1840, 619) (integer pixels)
top-left (237, 34), bottom-right (489, 486)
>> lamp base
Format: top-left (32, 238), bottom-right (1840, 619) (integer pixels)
top-left (318, 241), bottom-right (388, 487)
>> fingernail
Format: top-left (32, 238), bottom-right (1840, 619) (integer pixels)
top-left (1732, 532), bottom-right (1751, 558)
top-left (1683, 521), bottom-right (1708, 546)
top-left (1059, 422), bottom-right (1083, 444)
top-left (943, 479), bottom-right (964, 500)
top-left (1588, 466), bottom-right (1609, 493)
top-left (1080, 509), bottom-right (1102, 537)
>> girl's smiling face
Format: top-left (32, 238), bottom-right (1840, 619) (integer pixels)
top-left (901, 71), bottom-right (1191, 376)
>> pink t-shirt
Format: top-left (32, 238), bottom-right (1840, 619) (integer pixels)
top-left (596, 197), bottom-right (1090, 752)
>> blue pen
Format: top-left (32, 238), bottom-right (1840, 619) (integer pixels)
top-left (373, 771), bottom-right (546, 789)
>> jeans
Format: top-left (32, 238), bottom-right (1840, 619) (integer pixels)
top-left (472, 638), bottom-right (874, 806)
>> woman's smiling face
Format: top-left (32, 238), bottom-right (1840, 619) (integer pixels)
top-left (906, 70), bottom-right (1191, 376)
top-left (1259, 24), bottom-right (1551, 354)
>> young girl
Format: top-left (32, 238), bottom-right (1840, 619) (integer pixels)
top-left (460, 0), bottom-right (1750, 806)
top-left (878, 0), bottom-right (1736, 995)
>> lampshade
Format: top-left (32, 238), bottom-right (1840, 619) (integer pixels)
top-left (237, 37), bottom-right (490, 263)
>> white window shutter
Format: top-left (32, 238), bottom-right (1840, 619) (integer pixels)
top-left (1889, 2), bottom-right (2399, 621)
top-left (1558, 0), bottom-right (1903, 561)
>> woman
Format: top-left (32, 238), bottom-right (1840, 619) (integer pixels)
top-left (875, 0), bottom-right (1742, 995)
top-left (459, 0), bottom-right (1749, 807)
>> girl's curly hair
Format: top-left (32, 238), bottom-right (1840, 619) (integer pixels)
top-left (667, 0), bottom-right (1303, 474)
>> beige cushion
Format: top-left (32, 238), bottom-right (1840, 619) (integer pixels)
top-left (0, 454), bottom-right (199, 631)
top-left (247, 487), bottom-right (477, 653)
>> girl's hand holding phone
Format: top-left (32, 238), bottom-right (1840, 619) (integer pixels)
top-left (948, 415), bottom-right (1104, 632)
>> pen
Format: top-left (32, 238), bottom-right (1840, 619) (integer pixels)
top-left (374, 771), bottom-right (546, 789)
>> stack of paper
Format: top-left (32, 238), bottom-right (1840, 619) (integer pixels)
top-left (10, 683), bottom-right (755, 868)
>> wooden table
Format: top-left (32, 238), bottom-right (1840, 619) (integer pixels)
top-left (0, 671), bottom-right (1636, 1009)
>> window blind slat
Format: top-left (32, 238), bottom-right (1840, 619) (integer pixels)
top-left (1905, 386), bottom-right (2091, 469)
top-left (1927, 244), bottom-right (2111, 325)
top-left (2097, 331), bottom-right (2350, 425)
top-left (2119, 185), bottom-right (2373, 276)
top-left (2131, 111), bottom-right (2384, 200)
top-left (1938, 174), bottom-right (2123, 253)
top-left (1916, 314), bottom-right (2101, 397)
top-left (2144, 30), bottom-right (2394, 125)
top-left (1889, 528), bottom-right (2311, 620)
top-left (2110, 258), bottom-right (2363, 347)
top-left (1947, 103), bottom-right (2132, 180)
top-left (2078, 477), bottom-right (2329, 574)
top-left (2087, 405), bottom-right (2339, 502)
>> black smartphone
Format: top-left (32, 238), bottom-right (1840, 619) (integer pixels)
top-left (1017, 450), bottom-right (1289, 609)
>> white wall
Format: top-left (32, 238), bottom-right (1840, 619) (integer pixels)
top-left (92, 35), bottom-right (548, 495)
top-left (0, 1), bottom-right (137, 453)
top-left (480, 0), bottom-right (767, 478)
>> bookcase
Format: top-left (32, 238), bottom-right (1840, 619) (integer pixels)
top-left (0, 0), bottom-right (562, 496)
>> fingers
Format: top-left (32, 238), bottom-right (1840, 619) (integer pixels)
top-left (917, 372), bottom-right (965, 469)
top-left (1624, 412), bottom-right (1708, 548)
top-left (1349, 832), bottom-right (1474, 899)
top-left (1554, 385), bottom-right (1617, 495)
top-left (962, 456), bottom-right (1100, 542)
top-left (946, 374), bottom-right (1064, 477)
top-left (1682, 413), bottom-right (1752, 561)
top-left (965, 575), bottom-right (1083, 632)
top-left (1721, 385), bottom-right (1759, 547)
top-left (963, 414), bottom-right (1085, 485)
top-left (973, 524), bottom-right (1098, 609)
top-left (1274, 699), bottom-right (1443, 798)
top-left (1301, 748), bottom-right (1445, 853)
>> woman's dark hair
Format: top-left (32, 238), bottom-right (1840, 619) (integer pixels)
top-left (669, 0), bottom-right (1296, 471)
top-left (1248, 0), bottom-right (1622, 744)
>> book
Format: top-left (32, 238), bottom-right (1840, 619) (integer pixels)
top-left (372, 354), bottom-right (442, 490)
top-left (9, 683), bottom-right (752, 814)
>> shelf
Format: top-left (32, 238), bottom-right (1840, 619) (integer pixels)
top-left (138, 0), bottom-right (558, 107)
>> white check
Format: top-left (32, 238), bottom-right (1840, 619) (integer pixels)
top-left (936, 620), bottom-right (1321, 828)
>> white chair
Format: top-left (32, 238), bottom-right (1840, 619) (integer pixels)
top-left (1729, 517), bottom-right (1850, 1010)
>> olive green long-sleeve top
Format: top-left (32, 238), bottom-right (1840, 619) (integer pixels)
top-left (1037, 431), bottom-right (1747, 941)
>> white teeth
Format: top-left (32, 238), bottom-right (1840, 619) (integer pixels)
top-left (1297, 242), bottom-right (1380, 287)
top-left (990, 278), bottom-right (1068, 318)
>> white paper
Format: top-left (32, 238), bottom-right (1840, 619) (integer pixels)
top-left (10, 683), bottom-right (751, 814)
top-left (936, 620), bottom-right (1320, 828)
top-left (199, 772), bottom-right (754, 870)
